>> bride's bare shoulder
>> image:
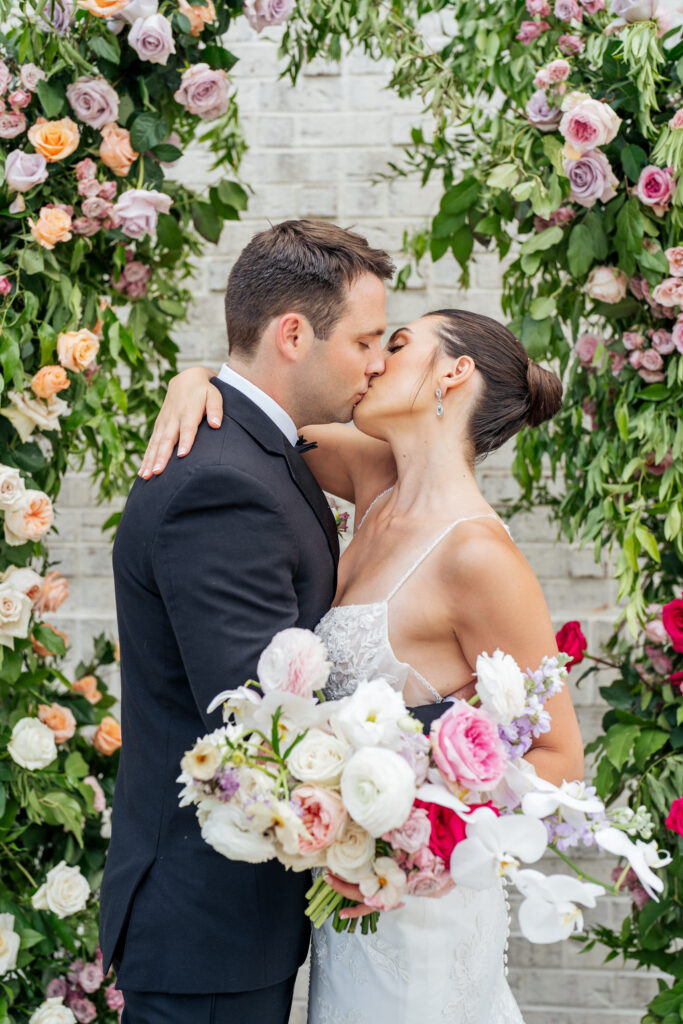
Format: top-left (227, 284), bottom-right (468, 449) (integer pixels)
top-left (439, 517), bottom-right (535, 594)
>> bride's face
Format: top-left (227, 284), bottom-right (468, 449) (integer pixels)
top-left (352, 316), bottom-right (445, 436)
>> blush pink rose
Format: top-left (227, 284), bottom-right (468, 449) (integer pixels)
top-left (623, 331), bottom-right (645, 350)
top-left (559, 94), bottom-right (621, 155)
top-left (9, 89), bottom-right (31, 110)
top-left (430, 704), bottom-right (507, 790)
top-left (292, 785), bottom-right (347, 853)
top-left (516, 19), bottom-right (550, 43)
top-left (654, 276), bottom-right (683, 307)
top-left (526, 0), bottom-right (550, 13)
top-left (383, 806), bottom-right (431, 854)
top-left (67, 996), bottom-right (96, 1024)
top-left (4, 149), bottom-right (48, 192)
top-left (77, 178), bottom-right (101, 198)
top-left (128, 14), bottom-right (176, 65)
top-left (634, 166), bottom-right (676, 215)
top-left (672, 317), bottom-right (683, 352)
top-left (404, 847), bottom-right (451, 896)
top-left (580, 0), bottom-right (605, 11)
top-left (0, 111), bottom-right (27, 138)
top-left (113, 188), bottom-right (171, 239)
top-left (83, 774), bottom-right (107, 812)
top-left (644, 618), bottom-right (669, 644)
top-left (4, 490), bottom-right (53, 544)
top-left (645, 644), bottom-right (673, 675)
top-left (34, 570), bottom-right (69, 613)
top-left (651, 328), bottom-right (675, 354)
top-left (554, 0), bottom-right (582, 19)
top-left (638, 368), bottom-right (666, 382)
top-left (670, 109), bottom-right (683, 130)
top-left (665, 247), bottom-right (683, 277)
top-left (610, 352), bottom-right (627, 376)
top-left (575, 333), bottom-right (601, 364)
top-left (243, 0), bottom-right (294, 31)
top-left (257, 627), bottom-right (330, 698)
top-left (105, 985), bottom-right (124, 1011)
top-left (78, 961), bottom-right (104, 993)
top-left (559, 34), bottom-right (585, 53)
top-left (173, 64), bottom-right (229, 120)
top-left (629, 349), bottom-right (644, 369)
top-left (585, 265), bottom-right (628, 303)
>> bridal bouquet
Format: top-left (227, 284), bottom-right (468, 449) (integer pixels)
top-left (178, 629), bottom-right (671, 942)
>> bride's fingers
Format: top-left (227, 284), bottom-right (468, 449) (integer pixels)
top-left (205, 383), bottom-right (224, 429)
top-left (338, 903), bottom-right (376, 920)
top-left (139, 420), bottom-right (177, 478)
top-left (324, 873), bottom-right (363, 901)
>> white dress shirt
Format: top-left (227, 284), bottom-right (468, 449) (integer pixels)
top-left (217, 364), bottom-right (298, 447)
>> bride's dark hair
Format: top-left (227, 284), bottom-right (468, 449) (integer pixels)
top-left (426, 309), bottom-right (562, 461)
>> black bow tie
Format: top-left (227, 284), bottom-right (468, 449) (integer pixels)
top-left (295, 434), bottom-right (318, 454)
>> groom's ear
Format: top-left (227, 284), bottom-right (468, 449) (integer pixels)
top-left (275, 312), bottom-right (314, 362)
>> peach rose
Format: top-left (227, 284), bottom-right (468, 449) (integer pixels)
top-left (652, 277), bottom-right (683, 307)
top-left (77, 0), bottom-right (130, 14)
top-left (34, 570), bottom-right (69, 614)
top-left (57, 329), bottom-right (100, 372)
top-left (29, 207), bottom-right (73, 249)
top-left (93, 716), bottom-right (122, 755)
top-left (291, 784), bottom-right (347, 854)
top-left (38, 702), bottom-right (77, 743)
top-left (99, 122), bottom-right (138, 178)
top-left (31, 623), bottom-right (69, 657)
top-left (27, 116), bottom-right (79, 162)
top-left (178, 0), bottom-right (216, 34)
top-left (4, 490), bottom-right (53, 545)
top-left (31, 365), bottom-right (70, 400)
top-left (72, 674), bottom-right (103, 704)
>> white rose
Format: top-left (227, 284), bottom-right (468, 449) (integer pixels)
top-left (199, 800), bottom-right (276, 863)
top-left (585, 266), bottom-right (628, 304)
top-left (325, 820), bottom-right (376, 882)
top-left (28, 998), bottom-right (76, 1024)
top-left (0, 913), bottom-right (20, 975)
top-left (287, 728), bottom-right (348, 785)
top-left (257, 627), bottom-right (331, 700)
top-left (1, 566), bottom-right (43, 599)
top-left (333, 678), bottom-right (407, 750)
top-left (32, 861), bottom-right (90, 918)
top-left (475, 649), bottom-right (527, 726)
top-left (0, 390), bottom-right (69, 443)
top-left (0, 464), bottom-right (26, 510)
top-left (341, 747), bottom-right (416, 837)
top-left (0, 586), bottom-right (32, 648)
top-left (8, 717), bottom-right (57, 770)
top-left (100, 806), bottom-right (112, 839)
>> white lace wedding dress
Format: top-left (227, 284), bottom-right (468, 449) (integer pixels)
top-left (307, 503), bottom-right (525, 1024)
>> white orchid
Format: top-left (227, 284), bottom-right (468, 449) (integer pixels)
top-left (522, 778), bottom-right (605, 827)
top-left (449, 807), bottom-right (548, 889)
top-left (515, 868), bottom-right (605, 943)
top-left (594, 828), bottom-right (672, 899)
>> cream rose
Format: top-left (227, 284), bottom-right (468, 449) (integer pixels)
top-left (180, 739), bottom-right (221, 781)
top-left (341, 747), bottom-right (416, 837)
top-left (325, 819), bottom-right (376, 882)
top-left (32, 861), bottom-right (90, 918)
top-left (1, 566), bottom-right (43, 601)
top-left (0, 389), bottom-right (69, 442)
top-left (475, 649), bottom-right (527, 726)
top-left (8, 717), bottom-right (58, 770)
top-left (4, 490), bottom-right (54, 545)
top-left (287, 728), bottom-right (348, 784)
top-left (0, 464), bottom-right (26, 510)
top-left (28, 998), bottom-right (77, 1024)
top-left (0, 913), bottom-right (20, 975)
top-left (57, 329), bottom-right (100, 372)
top-left (585, 265), bottom-right (628, 303)
top-left (0, 585), bottom-right (33, 648)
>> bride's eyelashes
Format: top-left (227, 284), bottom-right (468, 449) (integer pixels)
top-left (386, 344), bottom-right (403, 354)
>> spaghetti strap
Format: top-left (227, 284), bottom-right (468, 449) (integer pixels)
top-left (385, 512), bottom-right (506, 602)
top-left (357, 486), bottom-right (394, 531)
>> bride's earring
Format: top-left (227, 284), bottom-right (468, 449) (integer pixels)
top-left (435, 387), bottom-right (444, 419)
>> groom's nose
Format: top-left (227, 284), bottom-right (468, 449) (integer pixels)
top-left (366, 347), bottom-right (386, 378)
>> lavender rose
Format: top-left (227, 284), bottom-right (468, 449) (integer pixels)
top-left (66, 76), bottom-right (119, 129)
top-left (565, 149), bottom-right (618, 207)
top-left (20, 64), bottom-right (46, 92)
top-left (243, 0), bottom-right (294, 32)
top-left (39, 0), bottom-right (74, 33)
top-left (173, 63), bottom-right (229, 120)
top-left (113, 258), bottom-right (152, 298)
top-left (610, 0), bottom-right (657, 20)
top-left (5, 149), bottom-right (49, 192)
top-left (0, 112), bottom-right (27, 139)
top-left (113, 188), bottom-right (172, 239)
top-left (526, 90), bottom-right (562, 132)
top-left (128, 13), bottom-right (176, 65)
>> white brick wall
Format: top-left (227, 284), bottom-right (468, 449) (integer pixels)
top-left (50, 20), bottom-right (661, 1021)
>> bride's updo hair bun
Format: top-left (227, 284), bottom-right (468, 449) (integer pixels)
top-left (526, 360), bottom-right (563, 428)
top-left (426, 309), bottom-right (563, 462)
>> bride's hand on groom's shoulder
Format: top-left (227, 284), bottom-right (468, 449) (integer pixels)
top-left (139, 366), bottom-right (221, 479)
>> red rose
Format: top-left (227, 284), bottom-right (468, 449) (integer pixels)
top-left (555, 621), bottom-right (588, 668)
top-left (414, 799), bottom-right (498, 862)
top-left (663, 599), bottom-right (683, 653)
top-left (665, 796), bottom-right (683, 837)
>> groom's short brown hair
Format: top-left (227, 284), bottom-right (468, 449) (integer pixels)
top-left (224, 219), bottom-right (394, 358)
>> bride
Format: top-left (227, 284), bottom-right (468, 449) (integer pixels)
top-left (141, 308), bottom-right (584, 1023)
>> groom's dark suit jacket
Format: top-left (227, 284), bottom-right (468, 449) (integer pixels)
top-left (99, 381), bottom-right (340, 994)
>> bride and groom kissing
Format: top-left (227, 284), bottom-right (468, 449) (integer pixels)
top-left (99, 218), bottom-right (584, 1023)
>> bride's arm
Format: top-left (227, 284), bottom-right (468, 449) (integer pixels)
top-left (445, 529), bottom-right (584, 786)
top-left (139, 366), bottom-right (396, 505)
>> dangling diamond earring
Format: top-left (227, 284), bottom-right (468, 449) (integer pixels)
top-left (435, 387), bottom-right (444, 419)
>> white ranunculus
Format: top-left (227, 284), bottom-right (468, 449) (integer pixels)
top-left (325, 820), bottom-right (376, 882)
top-left (32, 861), bottom-right (90, 918)
top-left (341, 747), bottom-right (415, 837)
top-left (515, 868), bottom-right (605, 943)
top-left (449, 808), bottom-right (548, 889)
top-left (28, 997), bottom-right (77, 1024)
top-left (475, 649), bottom-right (527, 726)
top-left (0, 913), bottom-right (20, 975)
top-left (333, 678), bottom-right (407, 750)
top-left (8, 717), bottom-right (57, 770)
top-left (594, 828), bottom-right (671, 899)
top-left (200, 799), bottom-right (276, 863)
top-left (0, 464), bottom-right (26, 510)
top-left (0, 390), bottom-right (69, 443)
top-left (257, 627), bottom-right (331, 700)
top-left (0, 585), bottom-right (33, 649)
top-left (287, 728), bottom-right (348, 785)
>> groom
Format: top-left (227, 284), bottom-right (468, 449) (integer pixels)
top-left (100, 220), bottom-right (444, 1023)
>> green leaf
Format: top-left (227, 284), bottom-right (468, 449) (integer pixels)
top-left (209, 186), bottom-right (242, 221)
top-left (567, 224), bottom-right (595, 278)
top-left (520, 314), bottom-right (551, 359)
top-left (604, 723), bottom-right (640, 769)
top-left (64, 751), bottom-right (90, 779)
top-left (529, 295), bottom-right (556, 320)
top-left (615, 405), bottom-right (629, 441)
top-left (90, 33), bottom-right (121, 65)
top-left (129, 112), bottom-right (168, 154)
top-left (594, 756), bottom-right (618, 799)
top-left (20, 248), bottom-right (44, 276)
top-left (156, 213), bottom-right (184, 250)
top-left (32, 623), bottom-right (67, 657)
top-left (621, 143), bottom-right (648, 183)
top-left (151, 143), bottom-right (183, 162)
top-left (636, 525), bottom-right (661, 562)
top-left (440, 177), bottom-right (480, 215)
top-left (450, 225), bottom-right (473, 269)
top-left (36, 78), bottom-right (65, 118)
top-left (634, 729), bottom-right (669, 768)
top-left (107, 376), bottom-right (128, 414)
top-left (487, 163), bottom-right (519, 190)
top-left (520, 225), bottom-right (563, 256)
top-left (39, 791), bottom-right (84, 842)
top-left (616, 196), bottom-right (644, 253)
top-left (202, 44), bottom-right (239, 71)
top-left (191, 202), bottom-right (221, 244)
top-left (639, 383), bottom-right (670, 401)
top-left (542, 135), bottom-right (565, 175)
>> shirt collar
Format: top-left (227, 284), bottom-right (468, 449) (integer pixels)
top-left (217, 364), bottom-right (298, 447)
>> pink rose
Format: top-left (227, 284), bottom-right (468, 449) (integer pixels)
top-left (82, 196), bottom-right (114, 219)
top-left (0, 276), bottom-right (10, 295)
top-left (611, 0), bottom-right (657, 21)
top-left (0, 111), bottom-right (27, 138)
top-left (4, 149), bottom-right (48, 192)
top-left (292, 785), bottom-right (347, 853)
top-left (665, 246), bottom-right (683, 277)
top-left (670, 109), bottom-right (683, 130)
top-left (560, 93), bottom-right (621, 155)
top-left (586, 265), bottom-right (628, 303)
top-left (559, 33), bottom-right (585, 53)
top-left (533, 59), bottom-right (571, 89)
top-left (634, 166), bottom-right (676, 216)
top-left (672, 317), bottom-right (683, 352)
top-left (113, 188), bottom-right (172, 240)
top-left (651, 328), bottom-right (675, 354)
top-left (405, 852), bottom-right (451, 896)
top-left (256, 627), bottom-right (330, 699)
top-left (78, 961), bottom-right (104, 993)
top-left (173, 63), bottom-right (229, 120)
top-left (45, 978), bottom-right (69, 999)
top-left (77, 179), bottom-right (101, 198)
top-left (98, 180), bottom-right (118, 200)
top-left (243, 0), bottom-right (294, 32)
top-left (430, 703), bottom-right (507, 790)
top-left (565, 149), bottom-right (618, 207)
top-left (534, 207), bottom-right (575, 231)
top-left (623, 330), bottom-right (645, 350)
top-left (83, 775), bottom-right (107, 812)
top-left (638, 368), bottom-right (666, 382)
top-left (72, 217), bottom-right (101, 236)
top-left (645, 644), bottom-right (673, 676)
top-left (526, 0), bottom-right (551, 13)
top-left (641, 349), bottom-right (664, 372)
top-left (644, 618), bottom-right (669, 643)
top-left (576, 333), bottom-right (601, 364)
top-left (554, 0), bottom-right (582, 19)
top-left (75, 157), bottom-right (97, 180)
top-left (128, 13), bottom-right (176, 65)
top-left (0, 59), bottom-right (10, 94)
top-left (67, 76), bottom-right (119, 129)
top-left (68, 996), bottom-right (97, 1024)
top-left (629, 349), bottom-right (644, 369)
top-left (9, 89), bottom-right (31, 110)
top-left (20, 64), bottom-right (46, 92)
top-left (580, 0), bottom-right (605, 10)
top-left (516, 19), bottom-right (550, 43)
top-left (610, 352), bottom-right (627, 376)
top-left (526, 90), bottom-right (562, 132)
top-left (105, 985), bottom-right (125, 1011)
top-left (652, 277), bottom-right (683, 307)
top-left (383, 806), bottom-right (432, 854)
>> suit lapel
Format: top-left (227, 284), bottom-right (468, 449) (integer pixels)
top-left (282, 443), bottom-right (340, 578)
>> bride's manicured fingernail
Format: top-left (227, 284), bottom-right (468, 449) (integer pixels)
top-left (178, 446), bottom-right (187, 456)
top-left (153, 464), bottom-right (162, 474)
top-left (210, 417), bottom-right (221, 426)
